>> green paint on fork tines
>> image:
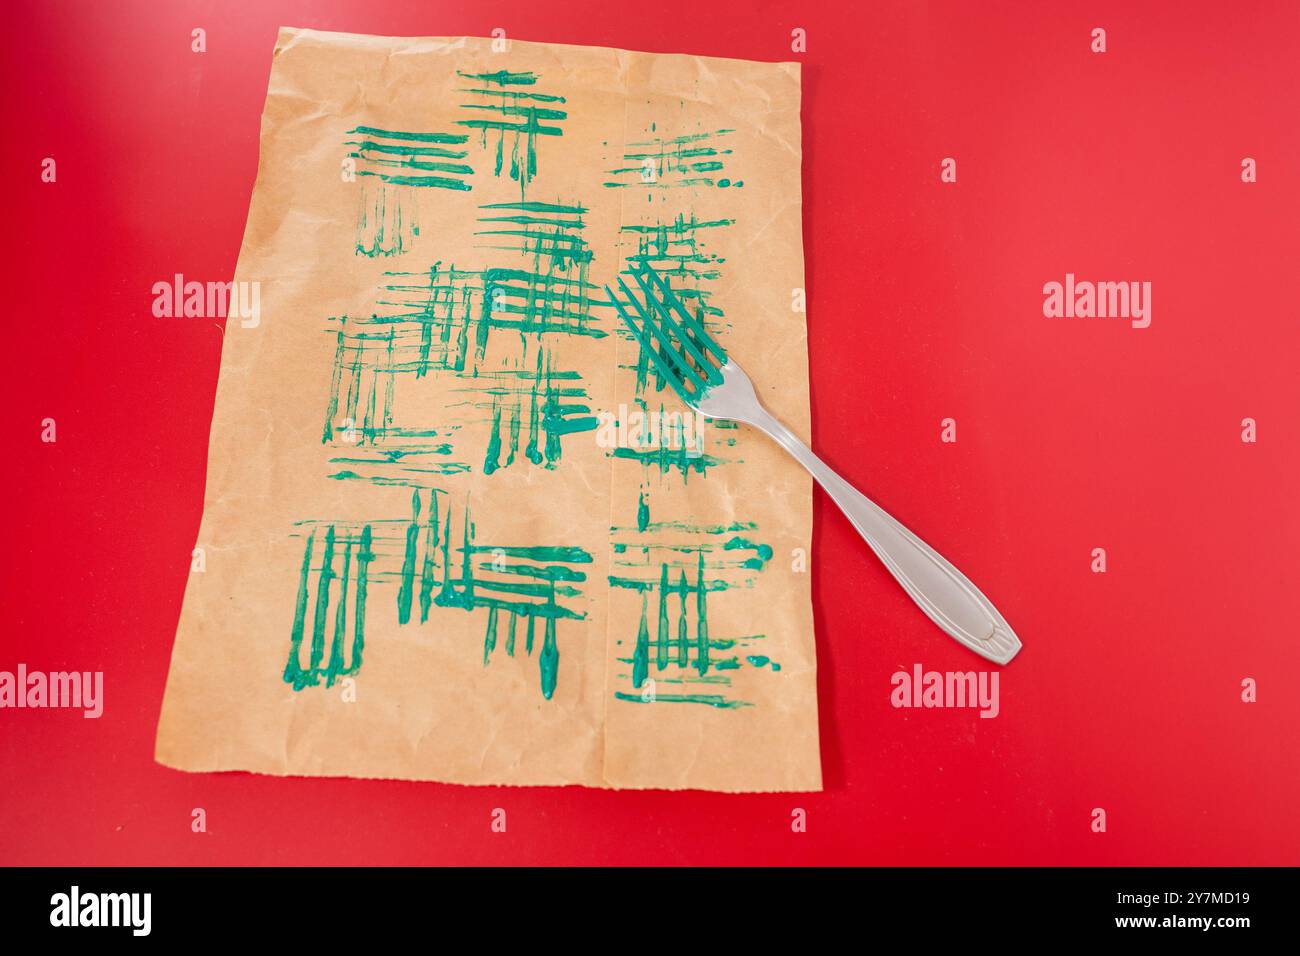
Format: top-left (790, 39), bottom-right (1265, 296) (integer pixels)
top-left (604, 261), bottom-right (727, 405)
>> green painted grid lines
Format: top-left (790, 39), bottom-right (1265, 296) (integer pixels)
top-left (622, 213), bottom-right (732, 321)
top-left (474, 198), bottom-right (604, 341)
top-left (607, 400), bottom-right (735, 534)
top-left (377, 260), bottom-right (608, 366)
top-left (476, 201), bottom-right (592, 270)
top-left (346, 126), bottom-right (474, 190)
top-left (604, 128), bottom-right (742, 190)
top-left (393, 489), bottom-right (592, 699)
top-left (607, 521), bottom-right (776, 707)
top-left (284, 524), bottom-right (375, 690)
top-left (477, 348), bottom-right (598, 474)
top-left (346, 126), bottom-right (474, 257)
top-left (329, 192), bottom-right (607, 451)
top-left (457, 71), bottom-right (566, 194)
top-left (482, 266), bottom-right (606, 341)
top-left (284, 493), bottom-right (593, 700)
top-left (355, 182), bottom-right (419, 258)
top-left (322, 318), bottom-right (400, 446)
top-left (321, 262), bottom-right (591, 437)
top-left (321, 262), bottom-right (604, 482)
top-left (609, 554), bottom-right (756, 710)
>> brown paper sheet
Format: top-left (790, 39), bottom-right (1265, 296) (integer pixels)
top-left (155, 27), bottom-right (820, 791)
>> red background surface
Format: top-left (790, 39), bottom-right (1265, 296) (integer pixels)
top-left (4, 0), bottom-right (1298, 866)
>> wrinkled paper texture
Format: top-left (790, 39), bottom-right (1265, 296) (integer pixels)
top-left (156, 27), bottom-right (819, 791)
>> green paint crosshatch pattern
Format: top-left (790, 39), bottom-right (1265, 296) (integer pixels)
top-left (156, 29), bottom-right (819, 792)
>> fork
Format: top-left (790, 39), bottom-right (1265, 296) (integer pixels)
top-left (606, 262), bottom-right (1021, 665)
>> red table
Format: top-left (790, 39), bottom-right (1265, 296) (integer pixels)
top-left (4, 0), bottom-right (1298, 865)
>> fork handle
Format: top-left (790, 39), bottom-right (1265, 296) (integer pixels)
top-left (747, 406), bottom-right (1021, 665)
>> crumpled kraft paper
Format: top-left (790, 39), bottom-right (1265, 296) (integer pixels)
top-left (155, 27), bottom-right (820, 791)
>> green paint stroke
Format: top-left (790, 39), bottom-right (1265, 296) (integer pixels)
top-left (608, 522), bottom-right (774, 707)
top-left (613, 691), bottom-right (750, 709)
top-left (347, 127), bottom-right (474, 256)
top-left (603, 128), bottom-right (738, 189)
top-left (322, 263), bottom-right (606, 484)
top-left (396, 489), bottom-right (423, 624)
top-left (636, 486), bottom-right (650, 532)
top-left (355, 181), bottom-right (421, 258)
top-left (397, 490), bottom-right (591, 700)
top-left (457, 71), bottom-right (565, 192)
top-left (695, 550), bottom-right (710, 674)
top-left (611, 443), bottom-right (719, 477)
top-left (480, 350), bottom-right (597, 475)
top-left (483, 267), bottom-right (606, 341)
top-left (724, 535), bottom-right (774, 571)
top-left (345, 127), bottom-right (473, 189)
top-left (333, 260), bottom-right (605, 406)
top-left (284, 523), bottom-right (374, 691)
top-left (620, 556), bottom-right (715, 688)
top-left (632, 591), bottom-right (650, 688)
top-left (656, 563), bottom-right (669, 669)
top-left (460, 70), bottom-right (541, 87)
top-left (477, 201), bottom-right (592, 270)
top-left (285, 492), bottom-right (587, 700)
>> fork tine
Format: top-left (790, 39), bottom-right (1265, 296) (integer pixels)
top-left (604, 282), bottom-right (707, 402)
top-left (614, 276), bottom-right (709, 393)
top-left (633, 261), bottom-right (727, 365)
top-left (628, 267), bottom-right (721, 386)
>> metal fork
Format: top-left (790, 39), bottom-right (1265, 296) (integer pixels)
top-left (606, 262), bottom-right (1021, 665)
